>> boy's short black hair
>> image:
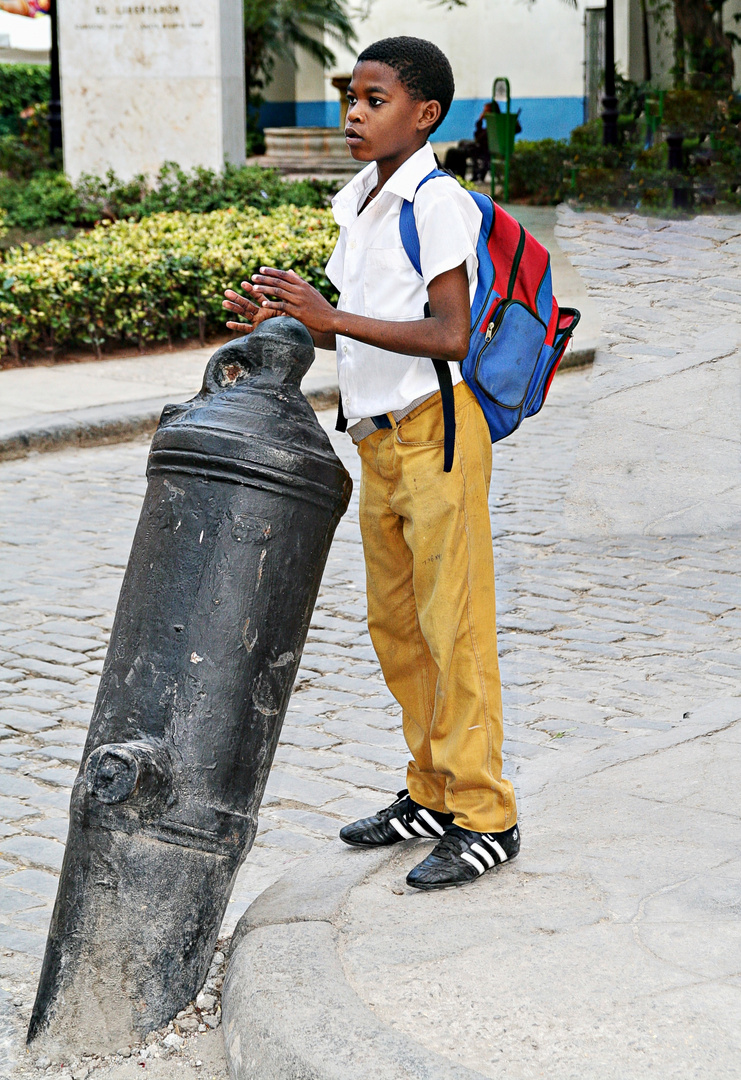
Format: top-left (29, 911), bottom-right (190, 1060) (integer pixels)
top-left (356, 36), bottom-right (454, 134)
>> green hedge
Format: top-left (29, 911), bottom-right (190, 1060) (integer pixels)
top-left (0, 204), bottom-right (339, 359)
top-left (508, 139), bottom-right (569, 204)
top-left (495, 91), bottom-right (741, 208)
top-left (0, 63), bottom-right (49, 116)
top-left (0, 163), bottom-right (338, 230)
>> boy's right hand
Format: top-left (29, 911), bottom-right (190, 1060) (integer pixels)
top-left (222, 281), bottom-right (277, 334)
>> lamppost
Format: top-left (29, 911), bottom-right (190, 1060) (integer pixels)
top-left (601, 0), bottom-right (618, 145)
top-left (49, 0), bottom-right (62, 154)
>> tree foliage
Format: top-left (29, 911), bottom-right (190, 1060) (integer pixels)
top-left (673, 0), bottom-right (736, 88)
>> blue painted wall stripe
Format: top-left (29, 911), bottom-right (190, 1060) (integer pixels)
top-left (259, 101), bottom-right (296, 128)
top-left (296, 101), bottom-right (340, 128)
top-left (260, 96), bottom-right (584, 142)
top-left (436, 97), bottom-right (584, 142)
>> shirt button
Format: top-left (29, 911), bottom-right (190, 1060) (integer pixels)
top-left (349, 241), bottom-right (356, 250)
top-left (343, 345), bottom-right (348, 354)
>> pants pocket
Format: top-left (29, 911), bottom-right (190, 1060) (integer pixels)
top-left (395, 384), bottom-right (474, 447)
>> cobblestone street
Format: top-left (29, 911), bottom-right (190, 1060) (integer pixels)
top-left (0, 211), bottom-right (739, 1076)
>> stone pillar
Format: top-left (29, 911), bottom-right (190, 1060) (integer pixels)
top-left (59, 0), bottom-right (245, 180)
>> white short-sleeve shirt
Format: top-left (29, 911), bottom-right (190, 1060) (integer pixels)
top-left (326, 142), bottom-right (481, 422)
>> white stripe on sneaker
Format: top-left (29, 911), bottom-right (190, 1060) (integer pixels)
top-left (461, 851), bottom-right (486, 875)
top-left (418, 808), bottom-right (445, 835)
top-left (485, 838), bottom-right (508, 862)
top-left (471, 842), bottom-right (495, 868)
top-left (390, 818), bottom-right (415, 840)
top-left (409, 818), bottom-right (433, 837)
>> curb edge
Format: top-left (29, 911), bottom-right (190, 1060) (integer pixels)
top-left (0, 386), bottom-right (341, 463)
top-left (222, 842), bottom-right (487, 1080)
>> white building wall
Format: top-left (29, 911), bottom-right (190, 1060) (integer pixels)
top-left (262, 0), bottom-right (590, 142)
top-left (334, 0), bottom-right (587, 97)
top-left (264, 57), bottom-right (297, 105)
top-left (614, 0), bottom-right (644, 81)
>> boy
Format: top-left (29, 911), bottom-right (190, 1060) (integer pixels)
top-left (223, 36), bottom-right (518, 891)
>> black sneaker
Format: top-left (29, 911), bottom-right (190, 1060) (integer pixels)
top-left (339, 789), bottom-right (454, 848)
top-left (406, 822), bottom-right (520, 890)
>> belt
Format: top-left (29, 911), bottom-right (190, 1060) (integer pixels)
top-left (347, 391), bottom-right (437, 443)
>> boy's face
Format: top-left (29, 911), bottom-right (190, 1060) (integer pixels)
top-left (345, 61), bottom-right (440, 165)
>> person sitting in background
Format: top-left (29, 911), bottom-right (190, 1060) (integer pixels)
top-left (471, 102), bottom-right (494, 182)
top-left (444, 100), bottom-right (523, 182)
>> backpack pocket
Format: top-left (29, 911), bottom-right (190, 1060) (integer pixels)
top-left (524, 307), bottom-right (582, 418)
top-left (472, 299), bottom-right (547, 410)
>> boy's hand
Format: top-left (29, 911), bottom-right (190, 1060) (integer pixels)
top-left (249, 268), bottom-right (337, 336)
top-left (222, 281), bottom-right (276, 333)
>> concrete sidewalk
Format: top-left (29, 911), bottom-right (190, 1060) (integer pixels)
top-left (0, 345), bottom-right (339, 461)
top-left (0, 206), bottom-right (599, 461)
top-left (225, 697), bottom-right (741, 1080)
top-left (225, 605), bottom-right (741, 1078)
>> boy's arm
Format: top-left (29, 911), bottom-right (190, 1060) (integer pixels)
top-left (246, 264), bottom-right (470, 363)
top-left (223, 281), bottom-right (337, 350)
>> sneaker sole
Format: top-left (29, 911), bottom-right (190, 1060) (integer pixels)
top-left (406, 875), bottom-right (479, 891)
top-left (339, 834), bottom-right (407, 848)
top-left (406, 850), bottom-right (518, 890)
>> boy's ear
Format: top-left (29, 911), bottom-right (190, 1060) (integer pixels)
top-left (417, 99), bottom-right (442, 134)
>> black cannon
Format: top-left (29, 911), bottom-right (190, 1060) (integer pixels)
top-left (28, 317), bottom-right (351, 1056)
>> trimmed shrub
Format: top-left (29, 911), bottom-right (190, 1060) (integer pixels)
top-left (0, 171), bottom-right (81, 229)
top-left (0, 102), bottom-right (59, 179)
top-left (0, 204), bottom-right (339, 360)
top-left (508, 139), bottom-right (569, 204)
top-left (0, 162), bottom-right (338, 230)
top-left (0, 63), bottom-right (50, 116)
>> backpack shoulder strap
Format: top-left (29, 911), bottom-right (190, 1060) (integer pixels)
top-left (432, 357), bottom-right (456, 473)
top-left (400, 168), bottom-right (461, 474)
top-left (335, 390), bottom-right (347, 433)
top-left (398, 168), bottom-right (448, 277)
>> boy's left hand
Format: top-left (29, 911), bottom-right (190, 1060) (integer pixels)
top-left (249, 268), bottom-right (337, 335)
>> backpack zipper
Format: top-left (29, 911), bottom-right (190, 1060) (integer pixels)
top-left (479, 299), bottom-right (509, 356)
top-left (471, 285), bottom-right (495, 341)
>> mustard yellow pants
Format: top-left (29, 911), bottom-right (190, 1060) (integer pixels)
top-left (357, 381), bottom-right (517, 834)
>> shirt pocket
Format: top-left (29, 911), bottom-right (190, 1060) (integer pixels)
top-left (363, 247), bottom-right (423, 321)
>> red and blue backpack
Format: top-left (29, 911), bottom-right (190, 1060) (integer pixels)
top-left (399, 169), bottom-right (581, 471)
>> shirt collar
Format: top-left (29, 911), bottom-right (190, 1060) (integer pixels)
top-left (382, 143), bottom-right (437, 201)
top-left (331, 161), bottom-right (378, 228)
top-left (331, 142), bottom-right (436, 227)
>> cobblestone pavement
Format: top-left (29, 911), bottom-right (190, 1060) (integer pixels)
top-left (556, 206), bottom-right (741, 535)
top-left (0, 212), bottom-right (739, 1075)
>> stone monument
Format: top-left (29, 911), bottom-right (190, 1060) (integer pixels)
top-left (59, 0), bottom-right (245, 180)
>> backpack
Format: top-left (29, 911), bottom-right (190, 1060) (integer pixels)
top-left (399, 169), bottom-right (581, 471)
